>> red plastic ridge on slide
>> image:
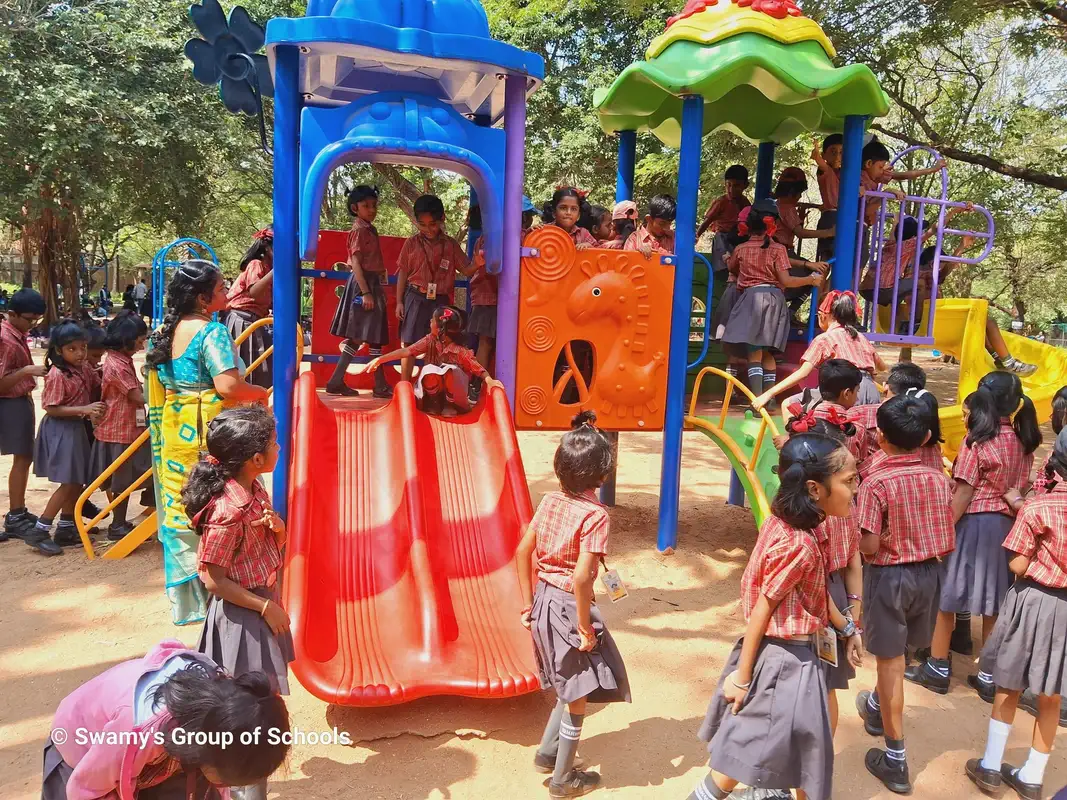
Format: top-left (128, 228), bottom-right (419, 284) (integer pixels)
top-left (284, 373), bottom-right (541, 705)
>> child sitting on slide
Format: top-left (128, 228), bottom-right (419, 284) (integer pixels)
top-left (365, 306), bottom-right (502, 415)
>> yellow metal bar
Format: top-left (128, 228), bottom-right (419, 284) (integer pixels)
top-left (74, 431), bottom-right (151, 559)
top-left (101, 513), bottom-right (158, 559)
top-left (749, 419), bottom-right (769, 471)
top-left (685, 415), bottom-right (774, 524)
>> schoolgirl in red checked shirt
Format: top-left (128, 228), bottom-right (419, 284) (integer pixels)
top-left (966, 427), bottom-right (1067, 800)
top-left (543, 187), bottom-right (598, 250)
top-left (692, 432), bottom-right (859, 800)
top-left (910, 371), bottom-right (1041, 705)
top-left (515, 411), bottom-right (630, 798)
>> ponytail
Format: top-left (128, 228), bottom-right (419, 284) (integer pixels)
top-left (971, 371), bottom-right (1041, 454)
top-left (147, 260), bottom-right (222, 368)
top-left (554, 410), bottom-right (615, 494)
top-left (180, 406), bottom-right (277, 527)
top-left (770, 433), bottom-right (849, 530)
top-left (963, 388), bottom-right (999, 447)
top-left (818, 290), bottom-right (861, 340)
top-left (1013, 395), bottom-right (1041, 455)
top-left (905, 387), bottom-right (942, 444)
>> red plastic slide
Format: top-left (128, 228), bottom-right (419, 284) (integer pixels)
top-left (284, 372), bottom-right (541, 705)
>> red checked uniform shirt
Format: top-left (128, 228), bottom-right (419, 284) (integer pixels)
top-left (469, 235), bottom-right (498, 307)
top-left (407, 335), bottom-right (487, 379)
top-left (94, 351), bottom-right (145, 444)
top-left (1032, 454), bottom-right (1053, 496)
top-left (397, 234), bottom-right (468, 298)
top-left (197, 479), bottom-right (281, 589)
top-left (741, 516), bottom-right (828, 637)
top-left (0, 319), bottom-right (36, 398)
top-left (809, 400), bottom-right (870, 463)
top-left (855, 452), bottom-right (955, 565)
top-left (953, 422), bottom-right (1033, 516)
top-left (729, 240), bottom-right (792, 289)
top-left (550, 223), bottom-right (598, 248)
top-left (532, 490), bottom-right (609, 593)
top-left (862, 238), bottom-right (919, 290)
top-left (703, 195), bottom-right (750, 235)
top-left (801, 324), bottom-right (879, 374)
top-left (1002, 481), bottom-right (1067, 589)
top-left (774, 200), bottom-right (802, 251)
top-left (348, 216), bottom-right (386, 275)
top-left (226, 259), bottom-right (271, 317)
top-left (624, 226), bottom-right (675, 255)
top-left (860, 443), bottom-right (944, 481)
top-left (818, 512), bottom-right (860, 574)
top-left (818, 168), bottom-right (840, 211)
top-left (41, 364), bottom-right (97, 408)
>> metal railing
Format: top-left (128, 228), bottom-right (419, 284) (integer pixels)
top-left (73, 317), bottom-right (301, 559)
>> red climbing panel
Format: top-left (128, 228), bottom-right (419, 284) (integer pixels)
top-left (514, 225), bottom-right (675, 431)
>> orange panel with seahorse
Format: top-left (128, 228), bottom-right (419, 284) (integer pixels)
top-left (514, 225), bottom-right (675, 432)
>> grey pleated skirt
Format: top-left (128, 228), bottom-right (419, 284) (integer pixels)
top-left (88, 438), bottom-right (153, 491)
top-left (34, 416), bottom-right (92, 485)
top-left (940, 512), bottom-right (1015, 616)
top-left (331, 277), bottom-right (389, 346)
top-left (466, 305), bottom-right (497, 338)
top-left (721, 286), bottom-right (790, 354)
top-left (530, 579), bottom-right (631, 705)
top-left (827, 572), bottom-right (856, 691)
top-left (711, 282), bottom-right (740, 340)
top-left (225, 310), bottom-right (272, 389)
top-left (198, 586), bottom-right (295, 695)
top-left (41, 740), bottom-right (73, 800)
top-left (699, 637), bottom-right (833, 800)
top-left (400, 286), bottom-right (448, 344)
top-left (980, 578), bottom-right (1067, 697)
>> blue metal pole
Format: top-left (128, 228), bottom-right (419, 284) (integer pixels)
top-left (616, 130), bottom-right (637, 203)
top-left (496, 74), bottom-right (526, 411)
top-left (755, 142), bottom-right (776, 200)
top-left (657, 95), bottom-right (703, 553)
top-left (600, 130), bottom-right (637, 509)
top-left (728, 472), bottom-right (746, 507)
top-left (833, 115), bottom-right (866, 292)
top-left (271, 45), bottom-right (301, 519)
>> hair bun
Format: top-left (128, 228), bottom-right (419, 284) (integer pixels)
top-left (234, 671), bottom-right (274, 698)
top-left (571, 410), bottom-right (598, 429)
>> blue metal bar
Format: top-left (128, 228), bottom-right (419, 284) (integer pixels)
top-left (271, 45), bottom-right (301, 519)
top-left (728, 472), bottom-right (746, 507)
top-left (495, 74), bottom-right (526, 410)
top-left (657, 95), bottom-right (703, 553)
top-left (755, 142), bottom-right (776, 200)
top-left (833, 115), bottom-right (866, 292)
top-left (686, 253), bottom-right (714, 371)
top-left (616, 131), bottom-right (637, 203)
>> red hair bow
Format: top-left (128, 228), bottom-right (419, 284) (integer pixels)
top-left (253, 228), bottom-right (273, 241)
top-left (821, 406), bottom-right (850, 428)
top-left (441, 308), bottom-right (453, 320)
top-left (738, 222), bottom-right (749, 236)
top-left (787, 403), bottom-right (817, 432)
top-left (205, 454), bottom-right (221, 466)
top-left (555, 184), bottom-right (588, 200)
top-left (763, 216), bottom-right (778, 238)
top-left (818, 289), bottom-right (856, 316)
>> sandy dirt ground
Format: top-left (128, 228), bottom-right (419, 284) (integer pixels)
top-left (1, 348), bottom-right (1064, 800)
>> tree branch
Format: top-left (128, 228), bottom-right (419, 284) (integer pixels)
top-left (870, 124), bottom-right (1067, 191)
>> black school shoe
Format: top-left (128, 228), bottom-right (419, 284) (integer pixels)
top-left (53, 525), bottom-right (82, 547)
top-left (22, 529), bottom-right (63, 556)
top-left (325, 381), bottom-right (359, 397)
top-left (856, 690), bottom-right (884, 736)
top-left (967, 674), bottom-right (996, 704)
top-left (1018, 690), bottom-right (1067, 728)
top-left (904, 659), bottom-right (950, 695)
top-left (1000, 764), bottom-right (1041, 800)
top-left (4, 510), bottom-right (38, 538)
top-left (865, 748), bottom-right (912, 794)
top-left (966, 758), bottom-right (1004, 796)
top-left (548, 769), bottom-right (601, 797)
top-left (106, 521), bottom-right (136, 541)
top-left (533, 752), bottom-right (585, 774)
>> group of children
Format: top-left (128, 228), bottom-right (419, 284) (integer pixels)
top-left (1, 289), bottom-right (155, 557)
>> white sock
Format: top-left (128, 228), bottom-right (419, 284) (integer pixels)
top-left (981, 718), bottom-right (1012, 771)
top-left (1017, 748), bottom-right (1050, 785)
top-left (977, 671), bottom-right (994, 685)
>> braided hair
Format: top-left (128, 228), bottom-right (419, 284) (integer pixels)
top-left (146, 260), bottom-right (223, 369)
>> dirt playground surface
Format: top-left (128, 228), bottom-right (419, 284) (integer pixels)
top-left (1, 348), bottom-right (1063, 799)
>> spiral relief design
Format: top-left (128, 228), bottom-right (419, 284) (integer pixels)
top-left (520, 386), bottom-right (549, 416)
top-left (523, 316), bottom-right (556, 352)
top-left (523, 225), bottom-right (574, 283)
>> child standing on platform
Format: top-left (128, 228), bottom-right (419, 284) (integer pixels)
top-left (696, 164), bottom-right (751, 243)
top-left (582, 204), bottom-right (614, 245)
top-left (604, 201), bottom-right (638, 249)
top-left (754, 289), bottom-right (887, 410)
top-left (225, 228), bottom-right (275, 389)
top-left (811, 134), bottom-right (842, 263)
top-left (395, 194), bottom-right (468, 383)
top-left (366, 306), bottom-right (502, 415)
top-left (28, 320), bottom-right (105, 555)
top-left (624, 194), bottom-right (676, 256)
top-left (0, 288), bottom-right (47, 541)
top-left (89, 312), bottom-right (154, 541)
top-left (709, 209), bottom-right (749, 384)
top-left (908, 371), bottom-right (1040, 698)
top-left (515, 411), bottom-right (630, 798)
top-left (543, 187), bottom-right (598, 249)
top-left (690, 431), bottom-right (857, 800)
top-left (854, 395), bottom-right (956, 794)
top-left (965, 426), bottom-right (1067, 800)
top-left (327, 186), bottom-right (392, 398)
top-left (721, 200), bottom-right (823, 400)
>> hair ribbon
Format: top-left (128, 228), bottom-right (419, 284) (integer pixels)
top-left (787, 402), bottom-right (817, 433)
top-left (818, 289), bottom-right (857, 316)
top-left (205, 454), bottom-right (221, 466)
top-left (737, 222), bottom-right (749, 236)
top-left (763, 217), bottom-right (778, 237)
top-left (252, 228), bottom-right (273, 241)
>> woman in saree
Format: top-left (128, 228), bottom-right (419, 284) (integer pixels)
top-left (146, 260), bottom-right (269, 626)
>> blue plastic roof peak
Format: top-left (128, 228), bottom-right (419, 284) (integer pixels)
top-left (265, 0), bottom-right (544, 123)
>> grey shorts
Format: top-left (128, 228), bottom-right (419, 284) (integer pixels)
top-left (863, 559), bottom-right (941, 658)
top-left (0, 396), bottom-right (35, 457)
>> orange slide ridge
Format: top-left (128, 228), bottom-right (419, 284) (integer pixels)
top-left (284, 372), bottom-right (541, 706)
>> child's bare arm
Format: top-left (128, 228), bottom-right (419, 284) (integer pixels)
top-left (571, 551), bottom-right (600, 651)
top-left (859, 530), bottom-right (880, 556)
top-left (886, 158), bottom-right (946, 181)
top-left (1008, 552), bottom-right (1031, 577)
top-left (126, 386), bottom-right (146, 407)
top-left (721, 593), bottom-right (776, 713)
top-left (952, 480), bottom-right (976, 524)
top-left (810, 137), bottom-right (829, 171)
top-left (777, 269), bottom-right (822, 290)
top-left (365, 347), bottom-right (412, 373)
top-left (516, 525), bottom-right (537, 626)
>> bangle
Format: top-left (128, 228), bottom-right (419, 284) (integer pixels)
top-left (847, 594), bottom-right (861, 602)
top-left (260, 598), bottom-right (270, 617)
top-left (730, 676), bottom-right (752, 690)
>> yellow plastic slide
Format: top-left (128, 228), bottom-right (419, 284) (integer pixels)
top-left (904, 299), bottom-right (1067, 459)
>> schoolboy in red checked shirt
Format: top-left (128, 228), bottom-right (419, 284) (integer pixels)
top-left (854, 394), bottom-right (955, 794)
